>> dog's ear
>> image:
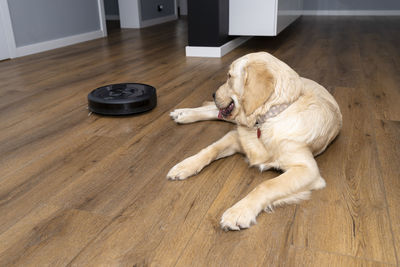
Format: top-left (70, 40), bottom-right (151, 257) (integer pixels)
top-left (242, 63), bottom-right (275, 116)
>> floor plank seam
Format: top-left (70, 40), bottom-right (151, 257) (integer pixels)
top-left (290, 245), bottom-right (398, 266)
top-left (171, 160), bottom-right (244, 267)
top-left (147, 173), bottom-right (220, 266)
top-left (370, 119), bottom-right (400, 266)
top-left (352, 49), bottom-right (400, 264)
top-left (358, 38), bottom-right (400, 264)
top-left (0, 104), bottom-right (93, 181)
top-left (64, 213), bottom-right (119, 266)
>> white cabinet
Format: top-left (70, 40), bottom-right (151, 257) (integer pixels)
top-left (229, 0), bottom-right (303, 36)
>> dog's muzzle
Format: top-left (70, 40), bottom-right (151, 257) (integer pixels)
top-left (218, 101), bottom-right (234, 119)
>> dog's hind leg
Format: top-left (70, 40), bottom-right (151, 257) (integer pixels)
top-left (167, 130), bottom-right (242, 180)
top-left (264, 177), bottom-right (326, 212)
top-left (264, 190), bottom-right (311, 213)
top-left (170, 102), bottom-right (233, 124)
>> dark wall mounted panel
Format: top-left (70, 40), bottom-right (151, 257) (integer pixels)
top-left (140, 0), bottom-right (175, 21)
top-left (188, 0), bottom-right (232, 47)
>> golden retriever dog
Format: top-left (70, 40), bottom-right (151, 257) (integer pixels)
top-left (167, 52), bottom-right (342, 231)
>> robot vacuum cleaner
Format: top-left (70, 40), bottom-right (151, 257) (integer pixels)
top-left (88, 83), bottom-right (157, 115)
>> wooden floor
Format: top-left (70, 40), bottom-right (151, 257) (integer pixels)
top-left (0, 16), bottom-right (399, 266)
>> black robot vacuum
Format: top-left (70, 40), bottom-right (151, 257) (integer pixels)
top-left (88, 83), bottom-right (157, 115)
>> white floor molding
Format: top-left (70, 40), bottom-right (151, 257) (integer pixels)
top-left (185, 37), bottom-right (251, 58)
top-left (302, 10), bottom-right (400, 16)
top-left (15, 30), bottom-right (105, 58)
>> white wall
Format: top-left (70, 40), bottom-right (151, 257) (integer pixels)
top-left (0, 7), bottom-right (10, 60)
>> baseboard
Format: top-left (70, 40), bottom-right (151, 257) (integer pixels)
top-left (186, 37), bottom-right (251, 58)
top-left (302, 10), bottom-right (400, 16)
top-left (15, 30), bottom-right (105, 58)
top-left (140, 15), bottom-right (177, 28)
top-left (106, 14), bottom-right (120, 21)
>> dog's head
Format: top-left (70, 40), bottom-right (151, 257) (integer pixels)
top-left (214, 52), bottom-right (302, 127)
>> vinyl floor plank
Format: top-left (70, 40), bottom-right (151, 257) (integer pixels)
top-left (0, 204), bottom-right (111, 267)
top-left (281, 247), bottom-right (393, 267)
top-left (290, 87), bottom-right (397, 264)
top-left (0, 133), bottom-right (123, 235)
top-left (0, 16), bottom-right (399, 266)
top-left (374, 120), bottom-right (400, 261)
top-left (357, 22), bottom-right (400, 121)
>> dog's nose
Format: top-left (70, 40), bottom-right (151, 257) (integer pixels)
top-left (212, 93), bottom-right (216, 100)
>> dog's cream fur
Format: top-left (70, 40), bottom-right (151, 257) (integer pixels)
top-left (168, 52), bottom-right (342, 231)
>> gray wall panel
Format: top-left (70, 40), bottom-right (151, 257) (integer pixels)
top-left (8, 0), bottom-right (100, 47)
top-left (140, 0), bottom-right (175, 21)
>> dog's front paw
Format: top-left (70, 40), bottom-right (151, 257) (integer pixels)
top-left (166, 157), bottom-right (200, 180)
top-left (220, 201), bottom-right (258, 231)
top-left (170, 109), bottom-right (194, 124)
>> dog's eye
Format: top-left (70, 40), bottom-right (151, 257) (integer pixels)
top-left (228, 73), bottom-right (231, 79)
